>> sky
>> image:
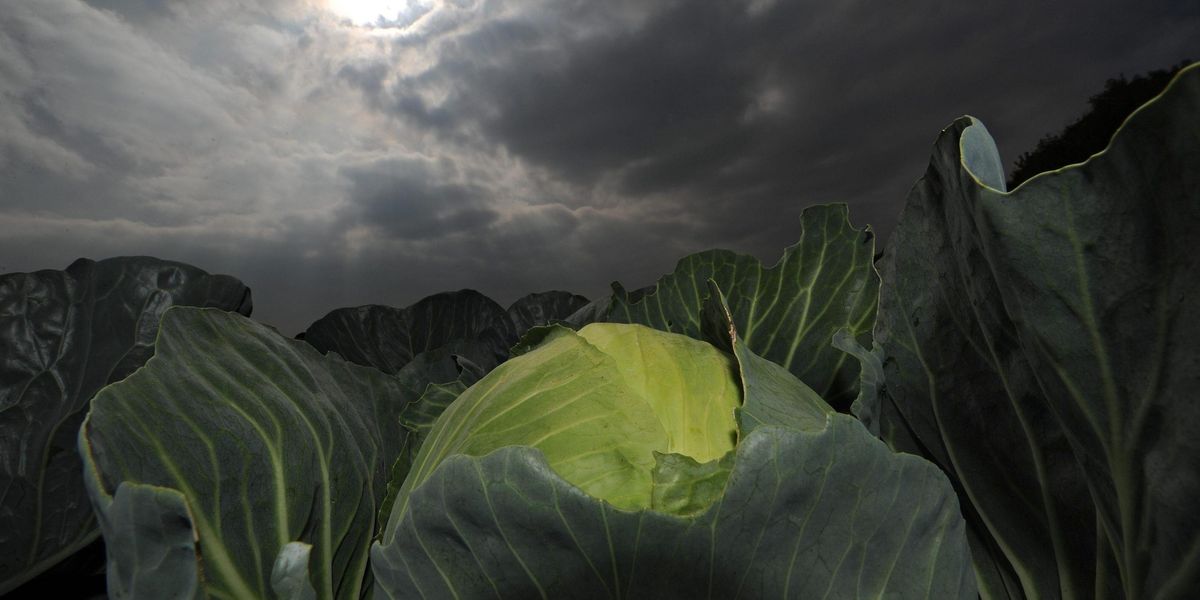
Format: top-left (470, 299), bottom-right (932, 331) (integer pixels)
top-left (1, 0), bottom-right (1197, 335)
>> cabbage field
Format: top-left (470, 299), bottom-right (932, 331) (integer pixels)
top-left (1, 64), bottom-right (1196, 599)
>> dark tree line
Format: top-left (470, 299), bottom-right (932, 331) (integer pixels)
top-left (1007, 60), bottom-right (1192, 189)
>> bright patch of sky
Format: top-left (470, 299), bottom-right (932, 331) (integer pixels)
top-left (325, 0), bottom-right (435, 28)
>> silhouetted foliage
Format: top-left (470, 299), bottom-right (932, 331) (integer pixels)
top-left (1007, 60), bottom-right (1192, 189)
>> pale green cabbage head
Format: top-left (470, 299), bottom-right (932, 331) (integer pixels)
top-left (395, 322), bottom-right (742, 514)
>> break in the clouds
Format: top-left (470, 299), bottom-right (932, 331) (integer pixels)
top-left (1, 0), bottom-right (1198, 333)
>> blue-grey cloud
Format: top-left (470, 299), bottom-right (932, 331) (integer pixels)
top-left (347, 0), bottom-right (1200, 255)
top-left (339, 159), bottom-right (499, 240)
top-left (1, 0), bottom-right (1197, 335)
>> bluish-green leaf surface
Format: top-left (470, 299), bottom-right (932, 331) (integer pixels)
top-left (372, 288), bottom-right (975, 599)
top-left (598, 203), bottom-right (878, 411)
top-left (373, 419), bottom-right (973, 600)
top-left (379, 343), bottom-right (489, 494)
top-left (868, 63), bottom-right (1200, 599)
top-left (80, 307), bottom-right (413, 599)
top-left (506, 291), bottom-right (591, 336)
top-left (300, 290), bottom-right (518, 375)
top-left (0, 257), bottom-right (251, 595)
top-left (300, 289), bottom-right (591, 383)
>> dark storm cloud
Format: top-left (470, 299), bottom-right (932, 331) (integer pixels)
top-left (354, 0), bottom-right (1200, 253)
top-left (2, 0), bottom-right (1198, 335)
top-left (464, 3), bottom-right (763, 187)
top-left (339, 159), bottom-right (500, 239)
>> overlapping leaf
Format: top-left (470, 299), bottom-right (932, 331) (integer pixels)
top-left (361, 329), bottom-right (499, 542)
top-left (506, 291), bottom-right (590, 335)
top-left (866, 63), bottom-right (1200, 598)
top-left (373, 418), bottom-right (973, 600)
top-left (0, 257), bottom-right (251, 595)
top-left (302, 289), bottom-right (591, 380)
top-left (80, 308), bottom-right (414, 599)
top-left (596, 204), bottom-right (878, 410)
top-left (300, 289), bottom-right (516, 375)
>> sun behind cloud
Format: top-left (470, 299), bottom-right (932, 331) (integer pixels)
top-left (326, 0), bottom-right (410, 25)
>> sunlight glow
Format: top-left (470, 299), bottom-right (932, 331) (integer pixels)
top-left (326, 0), bottom-right (417, 26)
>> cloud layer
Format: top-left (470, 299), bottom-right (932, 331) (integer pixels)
top-left (2, 0), bottom-right (1197, 333)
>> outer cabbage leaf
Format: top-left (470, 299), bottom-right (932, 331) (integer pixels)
top-left (392, 340), bottom-right (490, 395)
top-left (300, 290), bottom-right (517, 375)
top-left (563, 285), bottom-right (653, 330)
top-left (373, 419), bottom-right (972, 600)
top-left (506, 291), bottom-right (591, 336)
top-left (649, 450), bottom-right (735, 517)
top-left (376, 379), bottom-right (471, 532)
top-left (79, 307), bottom-right (413, 599)
top-left (869, 63), bottom-right (1200, 599)
top-left (93, 482), bottom-right (201, 599)
top-left (601, 204), bottom-right (877, 410)
top-left (371, 284), bottom-right (975, 599)
top-left (374, 341), bottom-right (496, 540)
top-left (0, 257), bottom-right (251, 595)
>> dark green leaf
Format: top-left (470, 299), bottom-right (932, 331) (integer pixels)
top-left (870, 63), bottom-right (1200, 599)
top-left (371, 418), bottom-right (974, 599)
top-left (604, 204), bottom-right (878, 410)
top-left (83, 481), bottom-right (201, 600)
top-left (301, 290), bottom-right (516, 375)
top-left (506, 291), bottom-right (590, 337)
top-left (0, 257), bottom-right (251, 594)
top-left (80, 308), bottom-right (412, 599)
top-left (831, 329), bottom-right (884, 436)
top-left (649, 451), bottom-right (734, 517)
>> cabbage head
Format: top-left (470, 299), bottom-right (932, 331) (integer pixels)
top-left (391, 323), bottom-right (744, 517)
top-left (373, 313), bottom-right (976, 598)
